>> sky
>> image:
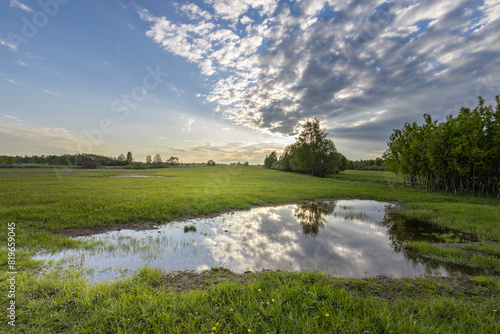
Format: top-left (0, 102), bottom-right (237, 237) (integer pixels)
top-left (1, 0), bottom-right (499, 164)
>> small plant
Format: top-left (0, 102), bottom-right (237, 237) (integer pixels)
top-left (184, 225), bottom-right (196, 232)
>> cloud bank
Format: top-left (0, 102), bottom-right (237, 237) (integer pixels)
top-left (138, 0), bottom-right (500, 148)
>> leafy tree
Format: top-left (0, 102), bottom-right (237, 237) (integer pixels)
top-left (264, 151), bottom-right (278, 169)
top-left (338, 153), bottom-right (349, 171)
top-left (207, 160), bottom-right (216, 166)
top-left (152, 154), bottom-right (163, 167)
top-left (264, 119), bottom-right (342, 177)
top-left (146, 155), bottom-right (152, 164)
top-left (384, 95), bottom-right (500, 196)
top-left (126, 151), bottom-right (133, 164)
top-left (290, 118), bottom-right (339, 177)
top-left (279, 143), bottom-right (297, 171)
top-left (166, 156), bottom-right (179, 166)
top-left (117, 154), bottom-right (125, 162)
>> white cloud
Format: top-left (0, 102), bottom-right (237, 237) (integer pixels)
top-left (0, 38), bottom-right (18, 52)
top-left (43, 90), bottom-right (60, 96)
top-left (182, 117), bottom-right (194, 132)
top-left (0, 113), bottom-right (23, 123)
top-left (139, 0), bottom-right (500, 148)
top-left (9, 0), bottom-right (33, 12)
top-left (5, 78), bottom-right (24, 85)
top-left (180, 3), bottom-right (212, 21)
top-left (159, 140), bottom-right (285, 163)
top-left (16, 60), bottom-right (27, 66)
top-left (0, 115), bottom-right (85, 154)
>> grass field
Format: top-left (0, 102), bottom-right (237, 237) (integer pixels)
top-left (1, 166), bottom-right (499, 333)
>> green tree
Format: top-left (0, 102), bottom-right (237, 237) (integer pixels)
top-left (152, 154), bottom-right (163, 167)
top-left (126, 152), bottom-right (133, 164)
top-left (264, 151), bottom-right (278, 169)
top-left (166, 156), bottom-right (179, 166)
top-left (146, 155), bottom-right (152, 164)
top-left (279, 143), bottom-right (297, 171)
top-left (290, 118), bottom-right (339, 177)
top-left (207, 160), bottom-right (216, 166)
top-left (384, 95), bottom-right (500, 196)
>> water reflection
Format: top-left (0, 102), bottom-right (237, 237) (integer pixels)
top-left (295, 201), bottom-right (336, 237)
top-left (34, 200), bottom-right (481, 282)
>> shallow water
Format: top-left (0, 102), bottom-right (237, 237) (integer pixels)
top-left (35, 200), bottom-right (476, 282)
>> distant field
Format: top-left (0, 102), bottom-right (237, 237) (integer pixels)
top-left (328, 169), bottom-right (398, 183)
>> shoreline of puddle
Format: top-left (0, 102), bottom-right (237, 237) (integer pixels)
top-left (36, 199), bottom-right (485, 283)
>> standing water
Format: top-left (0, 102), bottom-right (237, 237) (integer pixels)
top-left (34, 200), bottom-right (475, 282)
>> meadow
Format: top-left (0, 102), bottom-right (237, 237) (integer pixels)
top-left (1, 166), bottom-right (499, 333)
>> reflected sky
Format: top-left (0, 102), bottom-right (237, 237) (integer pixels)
top-left (35, 200), bottom-right (460, 282)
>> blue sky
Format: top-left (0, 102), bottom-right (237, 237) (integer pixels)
top-left (1, 0), bottom-right (500, 163)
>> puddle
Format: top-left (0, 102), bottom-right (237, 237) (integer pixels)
top-left (34, 200), bottom-right (480, 282)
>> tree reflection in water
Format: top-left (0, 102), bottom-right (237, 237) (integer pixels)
top-left (294, 201), bottom-right (336, 237)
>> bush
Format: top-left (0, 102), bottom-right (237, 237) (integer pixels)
top-left (81, 160), bottom-right (101, 169)
top-left (125, 162), bottom-right (149, 169)
top-left (366, 165), bottom-right (385, 171)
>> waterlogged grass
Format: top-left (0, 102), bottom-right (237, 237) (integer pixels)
top-left (184, 225), bottom-right (197, 232)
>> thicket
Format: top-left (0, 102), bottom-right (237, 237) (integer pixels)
top-left (349, 158), bottom-right (385, 171)
top-left (383, 96), bottom-right (500, 196)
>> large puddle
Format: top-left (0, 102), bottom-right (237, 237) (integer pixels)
top-left (35, 200), bottom-right (478, 282)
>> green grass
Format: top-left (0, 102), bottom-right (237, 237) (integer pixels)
top-left (3, 267), bottom-right (499, 333)
top-left (328, 169), bottom-right (399, 183)
top-left (184, 225), bottom-right (197, 232)
top-left (1, 166), bottom-right (499, 332)
top-left (1, 166), bottom-right (498, 239)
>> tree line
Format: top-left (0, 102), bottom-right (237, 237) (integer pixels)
top-left (0, 153), bottom-right (130, 167)
top-left (0, 153), bottom-right (216, 169)
top-left (348, 158), bottom-right (385, 171)
top-left (264, 118), bottom-right (348, 177)
top-left (383, 96), bottom-right (500, 196)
